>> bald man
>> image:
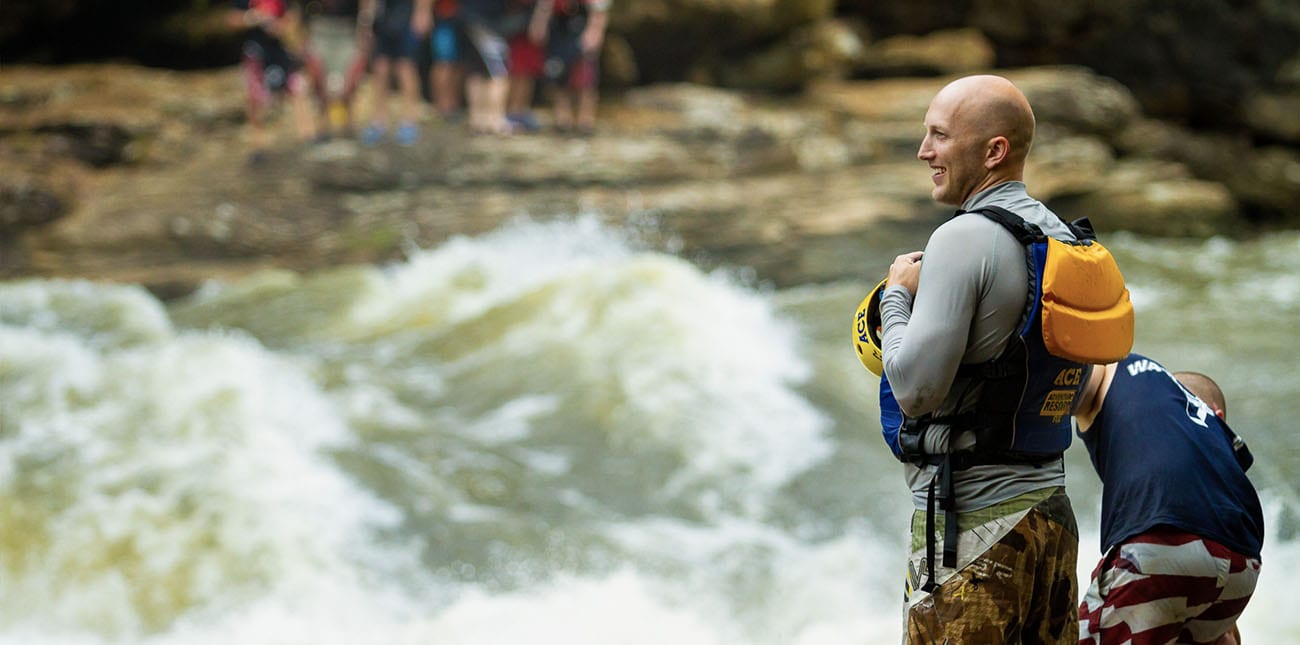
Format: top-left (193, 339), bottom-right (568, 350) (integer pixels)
top-left (876, 75), bottom-right (1091, 642)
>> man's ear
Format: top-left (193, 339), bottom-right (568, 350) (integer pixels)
top-left (985, 136), bottom-right (1010, 168)
top-left (1215, 407), bottom-right (1226, 420)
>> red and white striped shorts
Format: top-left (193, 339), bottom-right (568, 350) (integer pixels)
top-left (1078, 527), bottom-right (1260, 645)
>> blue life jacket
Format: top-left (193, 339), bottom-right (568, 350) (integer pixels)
top-left (881, 206), bottom-right (1092, 468)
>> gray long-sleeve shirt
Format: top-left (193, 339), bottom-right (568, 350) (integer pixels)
top-left (880, 181), bottom-right (1077, 512)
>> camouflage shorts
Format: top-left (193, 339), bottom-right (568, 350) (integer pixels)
top-left (904, 487), bottom-right (1079, 644)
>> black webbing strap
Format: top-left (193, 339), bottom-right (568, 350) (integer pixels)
top-left (1220, 419), bottom-right (1255, 471)
top-left (922, 472), bottom-right (939, 592)
top-left (956, 206), bottom-right (1044, 245)
top-left (941, 455), bottom-right (958, 569)
top-left (920, 454), bottom-right (959, 593)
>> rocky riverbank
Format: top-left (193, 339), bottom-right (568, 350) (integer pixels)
top-left (3, 63), bottom-right (1299, 298)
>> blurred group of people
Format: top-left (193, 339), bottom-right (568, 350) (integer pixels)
top-left (227, 0), bottom-right (610, 162)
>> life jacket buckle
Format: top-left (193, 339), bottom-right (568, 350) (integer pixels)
top-left (897, 417), bottom-right (928, 463)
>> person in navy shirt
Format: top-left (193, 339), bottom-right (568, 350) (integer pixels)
top-left (1074, 353), bottom-right (1264, 645)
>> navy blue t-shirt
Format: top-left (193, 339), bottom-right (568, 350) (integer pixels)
top-left (1080, 354), bottom-right (1264, 558)
top-left (459, 0), bottom-right (508, 21)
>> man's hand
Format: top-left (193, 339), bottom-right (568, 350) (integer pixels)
top-left (887, 251), bottom-right (923, 294)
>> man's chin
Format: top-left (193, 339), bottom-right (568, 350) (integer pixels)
top-left (932, 188), bottom-right (958, 206)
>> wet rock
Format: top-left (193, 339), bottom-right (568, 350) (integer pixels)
top-left (34, 122), bottom-right (135, 167)
top-left (718, 19), bottom-right (866, 91)
top-left (599, 34), bottom-right (640, 89)
top-left (610, 0), bottom-right (837, 84)
top-left (1003, 67), bottom-right (1143, 140)
top-left (1051, 170), bottom-right (1238, 238)
top-left (1243, 90), bottom-right (1300, 145)
top-left (836, 0), bottom-right (973, 37)
top-left (1024, 135), bottom-right (1116, 201)
top-left (1230, 146), bottom-right (1300, 223)
top-left (611, 0), bottom-right (837, 50)
top-left (859, 28), bottom-right (995, 78)
top-left (0, 170), bottom-right (70, 233)
top-left (1116, 118), bottom-right (1300, 220)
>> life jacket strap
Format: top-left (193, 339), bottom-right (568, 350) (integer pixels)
top-left (941, 455), bottom-right (958, 569)
top-left (948, 450), bottom-right (1060, 471)
top-left (922, 471), bottom-right (939, 592)
top-left (896, 411), bottom-right (977, 464)
top-left (920, 455), bottom-right (960, 593)
top-left (955, 355), bottom-right (1022, 380)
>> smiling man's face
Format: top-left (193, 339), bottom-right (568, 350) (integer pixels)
top-left (917, 89), bottom-right (990, 207)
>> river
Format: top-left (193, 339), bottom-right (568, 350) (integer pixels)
top-left (1, 215), bottom-right (1296, 643)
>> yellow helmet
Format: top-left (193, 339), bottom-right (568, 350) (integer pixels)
top-left (852, 278), bottom-right (888, 377)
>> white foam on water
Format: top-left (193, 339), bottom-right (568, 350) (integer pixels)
top-left (0, 219), bottom-right (843, 643)
top-left (603, 516), bottom-right (906, 643)
top-left (332, 216), bottom-right (833, 511)
top-left (414, 571), bottom-right (729, 645)
top-left (397, 519), bottom-right (905, 645)
top-left (0, 282), bottom-right (415, 642)
top-left (0, 279), bottom-right (173, 348)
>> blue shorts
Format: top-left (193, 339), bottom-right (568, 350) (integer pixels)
top-left (372, 3), bottom-right (419, 61)
top-left (374, 28), bottom-right (420, 60)
top-left (431, 21), bottom-right (461, 62)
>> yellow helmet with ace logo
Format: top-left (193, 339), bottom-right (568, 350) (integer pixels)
top-left (852, 278), bottom-right (888, 377)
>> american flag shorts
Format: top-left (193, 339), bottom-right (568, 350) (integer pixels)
top-left (1078, 527), bottom-right (1260, 645)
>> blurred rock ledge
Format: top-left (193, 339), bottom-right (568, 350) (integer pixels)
top-left (1, 63), bottom-right (1298, 298)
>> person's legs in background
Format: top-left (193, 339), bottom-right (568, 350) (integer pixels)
top-left (571, 54), bottom-right (599, 135)
top-left (505, 32), bottom-right (543, 132)
top-left (462, 21), bottom-right (511, 135)
top-left (392, 38), bottom-right (423, 145)
top-left (430, 19), bottom-right (464, 120)
top-left (364, 55), bottom-right (393, 144)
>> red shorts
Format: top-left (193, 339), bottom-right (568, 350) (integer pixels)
top-left (1078, 528), bottom-right (1260, 645)
top-left (508, 34), bottom-right (544, 77)
top-left (564, 55), bottom-right (598, 91)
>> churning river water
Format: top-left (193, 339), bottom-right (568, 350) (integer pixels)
top-left (1, 215), bottom-right (1297, 644)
